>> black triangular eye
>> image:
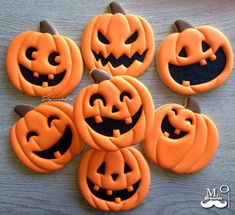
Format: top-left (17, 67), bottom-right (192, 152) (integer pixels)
top-left (178, 47), bottom-right (187, 57)
top-left (124, 163), bottom-right (132, 173)
top-left (97, 162), bottom-right (105, 175)
top-left (98, 31), bottom-right (110, 44)
top-left (125, 31), bottom-right (138, 44)
top-left (202, 41), bottom-right (210, 52)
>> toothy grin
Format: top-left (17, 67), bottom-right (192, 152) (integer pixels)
top-left (33, 125), bottom-right (72, 159)
top-left (92, 50), bottom-right (148, 68)
top-left (87, 178), bottom-right (140, 202)
top-left (168, 47), bottom-right (226, 85)
top-left (85, 106), bottom-right (143, 136)
top-left (19, 64), bottom-right (66, 87)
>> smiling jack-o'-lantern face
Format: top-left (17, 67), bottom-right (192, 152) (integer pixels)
top-left (11, 101), bottom-right (84, 173)
top-left (74, 69), bottom-right (155, 151)
top-left (82, 2), bottom-right (155, 77)
top-left (157, 20), bottom-right (233, 95)
top-left (144, 97), bottom-right (219, 174)
top-left (6, 20), bottom-right (83, 98)
top-left (78, 147), bottom-right (150, 211)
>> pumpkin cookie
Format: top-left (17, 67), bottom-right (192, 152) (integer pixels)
top-left (82, 1), bottom-right (155, 77)
top-left (78, 147), bottom-right (150, 211)
top-left (6, 20), bottom-right (83, 98)
top-left (157, 19), bottom-right (233, 95)
top-left (11, 101), bottom-right (84, 173)
top-left (144, 97), bottom-right (219, 174)
top-left (73, 69), bottom-right (155, 151)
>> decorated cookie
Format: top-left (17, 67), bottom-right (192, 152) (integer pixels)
top-left (74, 69), bottom-right (155, 151)
top-left (6, 20), bottom-right (83, 98)
top-left (11, 101), bottom-right (84, 173)
top-left (78, 147), bottom-right (150, 211)
top-left (144, 97), bottom-right (219, 174)
top-left (157, 19), bottom-right (233, 95)
top-left (81, 1), bottom-right (155, 77)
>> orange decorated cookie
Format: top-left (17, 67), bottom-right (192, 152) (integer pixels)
top-left (78, 147), bottom-right (150, 211)
top-left (6, 20), bottom-right (83, 98)
top-left (144, 97), bottom-right (219, 174)
top-left (74, 69), bottom-right (155, 151)
top-left (11, 101), bottom-right (84, 173)
top-left (157, 19), bottom-right (233, 95)
top-left (81, 1), bottom-right (155, 77)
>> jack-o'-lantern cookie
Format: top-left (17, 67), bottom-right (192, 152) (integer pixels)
top-left (82, 1), bottom-right (155, 77)
top-left (74, 69), bottom-right (155, 151)
top-left (6, 20), bottom-right (83, 98)
top-left (144, 97), bottom-right (219, 174)
top-left (157, 19), bottom-right (233, 95)
top-left (78, 147), bottom-right (150, 211)
top-left (11, 101), bottom-right (84, 173)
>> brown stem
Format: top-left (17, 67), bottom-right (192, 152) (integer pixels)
top-left (90, 69), bottom-right (112, 83)
top-left (40, 20), bottom-right (58, 35)
top-left (174, 19), bottom-right (193, 32)
top-left (184, 97), bottom-right (201, 113)
top-left (15, 105), bottom-right (34, 117)
top-left (109, 1), bottom-right (126, 14)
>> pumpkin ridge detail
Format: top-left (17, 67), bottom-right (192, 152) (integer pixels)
top-left (74, 69), bottom-right (154, 151)
top-left (6, 21), bottom-right (83, 97)
top-left (81, 3), bottom-right (155, 77)
top-left (78, 147), bottom-right (150, 211)
top-left (171, 114), bottom-right (206, 172)
top-left (144, 99), bottom-right (219, 174)
top-left (157, 21), bottom-right (233, 95)
top-left (10, 101), bottom-right (84, 173)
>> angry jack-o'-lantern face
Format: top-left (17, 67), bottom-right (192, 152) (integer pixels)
top-left (74, 69), bottom-right (155, 151)
top-left (6, 20), bottom-right (83, 98)
top-left (144, 97), bottom-right (219, 174)
top-left (82, 2), bottom-right (155, 77)
top-left (157, 20), bottom-right (233, 95)
top-left (11, 102), bottom-right (84, 173)
top-left (78, 147), bottom-right (150, 211)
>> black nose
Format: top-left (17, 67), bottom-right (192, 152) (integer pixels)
top-left (112, 105), bottom-right (119, 113)
top-left (111, 173), bottom-right (119, 181)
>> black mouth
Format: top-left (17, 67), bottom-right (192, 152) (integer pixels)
top-left (168, 47), bottom-right (226, 85)
top-left (33, 125), bottom-right (72, 159)
top-left (19, 64), bottom-right (66, 87)
top-left (85, 106), bottom-right (142, 136)
top-left (87, 178), bottom-right (140, 202)
top-left (92, 50), bottom-right (147, 68)
top-left (161, 115), bottom-right (188, 139)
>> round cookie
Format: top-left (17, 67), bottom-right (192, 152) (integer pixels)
top-left (144, 97), bottom-right (219, 174)
top-left (78, 147), bottom-right (150, 211)
top-left (81, 1), bottom-right (155, 77)
top-left (157, 19), bottom-right (233, 95)
top-left (6, 20), bottom-right (83, 98)
top-left (11, 101), bottom-right (84, 173)
top-left (73, 68), bottom-right (155, 151)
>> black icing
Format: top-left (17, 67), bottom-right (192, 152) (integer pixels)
top-left (33, 125), bottom-right (72, 159)
top-left (85, 106), bottom-right (142, 136)
top-left (168, 47), bottom-right (226, 85)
